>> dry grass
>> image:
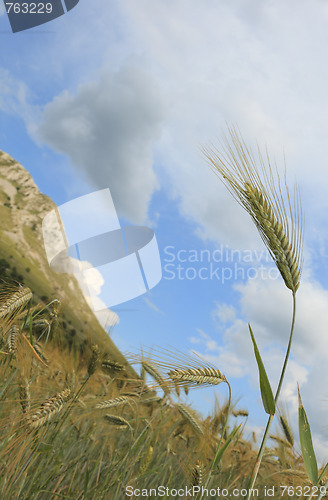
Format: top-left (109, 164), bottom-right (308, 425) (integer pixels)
top-left (0, 273), bottom-right (320, 499)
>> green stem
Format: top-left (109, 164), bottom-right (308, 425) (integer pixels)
top-left (197, 381), bottom-right (232, 500)
top-left (246, 292), bottom-right (296, 499)
top-left (316, 479), bottom-right (328, 500)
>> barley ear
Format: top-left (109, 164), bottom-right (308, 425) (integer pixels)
top-left (203, 126), bottom-right (303, 293)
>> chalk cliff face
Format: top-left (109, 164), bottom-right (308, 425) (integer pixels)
top-left (0, 150), bottom-right (126, 366)
top-left (0, 151), bottom-right (55, 273)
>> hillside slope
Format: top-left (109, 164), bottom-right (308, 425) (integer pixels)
top-left (0, 150), bottom-right (132, 370)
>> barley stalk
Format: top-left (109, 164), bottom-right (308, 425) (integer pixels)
top-left (29, 388), bottom-right (71, 429)
top-left (244, 183), bottom-right (300, 292)
top-left (279, 414), bottom-right (294, 447)
top-left (232, 410), bottom-right (249, 417)
top-left (7, 325), bottom-right (19, 354)
top-left (142, 361), bottom-right (170, 396)
top-left (139, 396), bottom-right (162, 404)
top-left (95, 396), bottom-right (130, 409)
top-left (101, 360), bottom-right (124, 372)
top-left (175, 403), bottom-right (204, 436)
top-left (191, 460), bottom-right (206, 487)
top-left (130, 347), bottom-right (228, 392)
top-left (203, 126), bottom-right (303, 293)
top-left (19, 377), bottom-right (30, 414)
top-left (103, 414), bottom-right (130, 427)
top-left (169, 367), bottom-right (226, 386)
top-left (88, 345), bottom-right (100, 376)
top-left (0, 286), bottom-right (32, 319)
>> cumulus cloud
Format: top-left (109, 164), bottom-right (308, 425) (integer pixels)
top-left (116, 0), bottom-right (328, 250)
top-left (67, 258), bottom-right (119, 329)
top-left (38, 59), bottom-right (164, 223)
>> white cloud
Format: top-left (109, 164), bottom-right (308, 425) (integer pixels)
top-left (115, 0), bottom-right (328, 250)
top-left (4, 0), bottom-right (328, 253)
top-left (37, 59), bottom-right (164, 223)
top-left (212, 302), bottom-right (237, 325)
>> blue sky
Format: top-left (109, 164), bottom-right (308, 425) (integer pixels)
top-left (1, 0), bottom-right (328, 461)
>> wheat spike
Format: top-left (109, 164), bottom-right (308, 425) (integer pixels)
top-left (0, 285), bottom-right (32, 319)
top-left (203, 126), bottom-right (303, 293)
top-left (175, 403), bottom-right (204, 436)
top-left (29, 388), bottom-right (71, 429)
top-left (95, 396), bottom-right (130, 409)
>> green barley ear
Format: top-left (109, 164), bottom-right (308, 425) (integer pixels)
top-left (279, 413), bottom-right (294, 447)
top-left (203, 126), bottom-right (303, 293)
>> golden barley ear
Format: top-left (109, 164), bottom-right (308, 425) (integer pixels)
top-left (7, 325), bottom-right (19, 355)
top-left (128, 346), bottom-right (227, 392)
top-left (101, 360), bottom-right (125, 373)
top-left (0, 284), bottom-right (32, 321)
top-left (141, 361), bottom-right (171, 396)
top-left (19, 377), bottom-right (30, 414)
top-left (175, 403), bottom-right (205, 436)
top-left (191, 460), bottom-right (206, 487)
top-left (28, 388), bottom-right (72, 429)
top-left (94, 396), bottom-right (131, 410)
top-left (203, 126), bottom-right (303, 293)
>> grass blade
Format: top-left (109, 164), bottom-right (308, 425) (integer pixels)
top-left (249, 324), bottom-right (275, 415)
top-left (298, 385), bottom-right (318, 485)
